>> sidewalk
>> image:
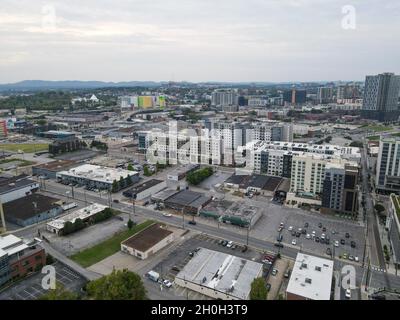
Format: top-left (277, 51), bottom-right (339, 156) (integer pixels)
top-left (375, 215), bottom-right (399, 276)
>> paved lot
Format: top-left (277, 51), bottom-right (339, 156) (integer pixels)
top-left (247, 199), bottom-right (366, 262)
top-left (0, 261), bottom-right (87, 300)
top-left (197, 170), bottom-right (233, 190)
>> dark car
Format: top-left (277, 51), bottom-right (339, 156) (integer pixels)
top-left (301, 229), bottom-right (306, 235)
top-left (315, 237), bottom-right (320, 242)
top-left (266, 283), bottom-right (271, 291)
top-left (320, 238), bottom-right (326, 244)
top-left (325, 239), bottom-right (330, 245)
top-left (274, 243), bottom-right (284, 248)
top-left (277, 234), bottom-right (283, 242)
top-left (341, 239), bottom-right (346, 245)
top-left (326, 248), bottom-right (332, 256)
top-left (113, 199), bottom-right (119, 203)
top-left (345, 233), bottom-right (350, 238)
top-left (322, 227), bottom-right (326, 232)
top-left (318, 223), bottom-right (323, 228)
top-left (188, 221), bottom-right (197, 225)
top-left (304, 222), bottom-right (309, 228)
top-left (222, 240), bottom-right (228, 246)
top-left (351, 241), bottom-right (356, 248)
top-left (242, 245), bottom-right (248, 253)
top-left (295, 232), bottom-right (301, 238)
top-left (291, 231), bottom-right (296, 237)
top-left (171, 266), bottom-right (180, 272)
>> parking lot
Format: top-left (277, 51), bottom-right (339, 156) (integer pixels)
top-left (248, 199), bottom-right (366, 262)
top-left (0, 261), bottom-right (87, 300)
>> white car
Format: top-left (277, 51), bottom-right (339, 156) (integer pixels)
top-left (226, 241), bottom-right (233, 248)
top-left (345, 289), bottom-right (351, 299)
top-left (288, 226), bottom-right (293, 231)
top-left (162, 213), bottom-right (172, 217)
top-left (306, 234), bottom-right (311, 239)
top-left (163, 280), bottom-right (173, 288)
top-left (334, 240), bottom-right (339, 247)
top-left (354, 256), bottom-right (359, 262)
top-left (291, 239), bottom-right (297, 245)
top-left (312, 230), bottom-right (316, 235)
top-left (321, 233), bottom-right (326, 240)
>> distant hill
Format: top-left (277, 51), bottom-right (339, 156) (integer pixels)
top-left (0, 80), bottom-right (163, 91)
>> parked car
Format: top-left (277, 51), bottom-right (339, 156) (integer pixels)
top-left (301, 229), bottom-right (306, 235)
top-left (171, 266), bottom-right (180, 272)
top-left (291, 231), bottom-right (296, 237)
top-left (288, 226), bottom-right (293, 231)
top-left (326, 248), bottom-right (332, 256)
top-left (163, 280), bottom-right (173, 288)
top-left (113, 199), bottom-right (119, 203)
top-left (315, 237), bottom-right (320, 242)
top-left (354, 256), bottom-right (359, 262)
top-left (295, 232), bottom-right (301, 238)
top-left (304, 222), bottom-right (309, 228)
top-left (222, 240), bottom-right (228, 246)
top-left (188, 220), bottom-right (197, 225)
top-left (318, 223), bottom-right (323, 228)
top-left (284, 269), bottom-right (291, 278)
top-left (271, 269), bottom-right (278, 276)
top-left (291, 239), bottom-right (297, 245)
top-left (274, 243), bottom-right (284, 248)
top-left (351, 241), bottom-right (356, 248)
top-left (322, 227), bottom-right (326, 232)
top-left (341, 239), bottom-right (346, 245)
top-left (226, 241), bottom-right (233, 248)
top-left (345, 233), bottom-right (350, 238)
top-left (241, 245), bottom-right (248, 253)
top-left (348, 255), bottom-right (355, 261)
top-left (266, 283), bottom-right (271, 291)
top-left (277, 234), bottom-right (283, 242)
top-left (163, 213), bottom-right (172, 217)
top-left (306, 233), bottom-right (311, 239)
top-left (334, 240), bottom-right (339, 247)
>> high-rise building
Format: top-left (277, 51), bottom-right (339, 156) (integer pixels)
top-left (362, 72), bottom-right (400, 122)
top-left (317, 87), bottom-right (333, 104)
top-left (376, 136), bottom-right (400, 194)
top-left (321, 164), bottom-right (359, 216)
top-left (211, 91), bottom-right (238, 106)
top-left (283, 89), bottom-right (307, 105)
top-left (0, 120), bottom-right (7, 138)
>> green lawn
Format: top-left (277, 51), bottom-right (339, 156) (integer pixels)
top-left (70, 220), bottom-right (155, 268)
top-left (363, 125), bottom-right (393, 132)
top-left (0, 143), bottom-right (49, 153)
top-left (367, 135), bottom-right (380, 141)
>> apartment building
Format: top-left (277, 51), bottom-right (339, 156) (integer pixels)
top-left (376, 136), bottom-right (400, 194)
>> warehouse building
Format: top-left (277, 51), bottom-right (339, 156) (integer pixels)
top-left (121, 223), bottom-right (174, 260)
top-left (286, 253), bottom-right (334, 300)
top-left (4, 193), bottom-right (63, 227)
top-left (175, 247), bottom-right (263, 300)
top-left (223, 174), bottom-right (283, 196)
top-left (163, 189), bottom-right (212, 214)
top-left (46, 203), bottom-right (107, 235)
top-left (0, 174), bottom-right (39, 204)
top-left (32, 160), bottom-right (78, 179)
top-left (122, 179), bottom-right (166, 200)
top-left (56, 164), bottom-right (139, 191)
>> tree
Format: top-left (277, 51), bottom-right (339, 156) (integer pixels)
top-left (374, 203), bottom-right (385, 215)
top-left (126, 174), bottom-right (132, 186)
top-left (111, 180), bottom-right (119, 193)
top-left (249, 277), bottom-right (268, 300)
top-left (143, 166), bottom-right (151, 176)
top-left (119, 176), bottom-right (125, 189)
top-left (349, 141), bottom-right (363, 148)
top-left (39, 284), bottom-right (79, 300)
top-left (127, 219), bottom-right (134, 230)
top-left (127, 164), bottom-right (134, 171)
top-left (86, 269), bottom-right (147, 300)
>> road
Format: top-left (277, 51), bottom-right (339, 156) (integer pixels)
top-left (10, 178), bottom-right (400, 298)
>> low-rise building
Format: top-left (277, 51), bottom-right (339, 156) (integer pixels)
top-left (56, 164), bottom-right (139, 191)
top-left (32, 160), bottom-right (78, 179)
top-left (0, 235), bottom-right (45, 286)
top-left (286, 253), bottom-right (334, 300)
top-left (121, 223), bottom-right (174, 260)
top-left (46, 203), bottom-right (107, 235)
top-left (122, 179), bottom-right (166, 200)
top-left (175, 247), bottom-right (263, 300)
top-left (0, 174), bottom-right (39, 204)
top-left (4, 193), bottom-right (63, 227)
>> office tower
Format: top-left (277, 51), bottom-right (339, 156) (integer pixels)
top-left (283, 89), bottom-right (307, 105)
top-left (362, 72), bottom-right (400, 122)
top-left (376, 136), bottom-right (400, 194)
top-left (321, 164), bottom-right (359, 215)
top-left (317, 87), bottom-right (333, 104)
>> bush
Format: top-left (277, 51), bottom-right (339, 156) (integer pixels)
top-left (93, 208), bottom-right (114, 224)
top-left (186, 167), bottom-right (213, 185)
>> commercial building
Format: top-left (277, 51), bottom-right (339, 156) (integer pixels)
top-left (321, 164), bottom-right (359, 216)
top-left (175, 247), bottom-right (263, 300)
top-left (286, 253), bottom-right (334, 300)
top-left (0, 174), bottom-right (39, 204)
top-left (362, 72), bottom-right (400, 122)
top-left (211, 90), bottom-right (238, 107)
top-left (376, 136), bottom-right (400, 194)
top-left (163, 189), bottom-right (212, 214)
top-left (46, 203), bottom-right (107, 235)
top-left (32, 160), bottom-right (78, 179)
top-left (223, 174), bottom-right (283, 196)
top-left (0, 235), bottom-right (46, 286)
top-left (122, 179), bottom-right (166, 200)
top-left (56, 164), bottom-right (139, 191)
top-left (120, 223), bottom-right (174, 260)
top-left (3, 193), bottom-right (63, 227)
top-left (0, 120), bottom-right (7, 138)
top-left (317, 87), bottom-right (333, 104)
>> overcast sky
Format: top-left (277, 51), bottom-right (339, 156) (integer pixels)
top-left (1, 0), bottom-right (399, 83)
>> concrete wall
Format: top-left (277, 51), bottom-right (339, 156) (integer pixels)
top-left (0, 183), bottom-right (40, 204)
top-left (7, 206), bottom-right (63, 227)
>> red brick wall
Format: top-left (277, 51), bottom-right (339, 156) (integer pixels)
top-left (10, 248), bottom-right (46, 279)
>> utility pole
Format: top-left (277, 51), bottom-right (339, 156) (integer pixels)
top-left (182, 206), bottom-right (185, 229)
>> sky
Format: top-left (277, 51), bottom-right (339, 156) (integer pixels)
top-left (0, 0), bottom-right (399, 83)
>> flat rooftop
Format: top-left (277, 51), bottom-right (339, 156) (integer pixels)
top-left (57, 164), bottom-right (138, 184)
top-left (0, 174), bottom-right (38, 195)
top-left (47, 203), bottom-right (107, 230)
top-left (4, 193), bottom-right (61, 221)
top-left (176, 247), bottom-right (263, 300)
top-left (0, 234), bottom-right (28, 258)
top-left (122, 223), bottom-right (172, 252)
top-left (125, 179), bottom-right (163, 195)
top-left (287, 253), bottom-right (334, 300)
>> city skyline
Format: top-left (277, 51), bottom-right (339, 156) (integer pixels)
top-left (1, 0), bottom-right (400, 83)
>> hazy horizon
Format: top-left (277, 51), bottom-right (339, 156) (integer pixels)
top-left (1, 0), bottom-right (400, 83)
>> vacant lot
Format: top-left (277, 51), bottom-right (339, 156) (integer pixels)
top-left (0, 144), bottom-right (49, 153)
top-left (70, 220), bottom-right (154, 267)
